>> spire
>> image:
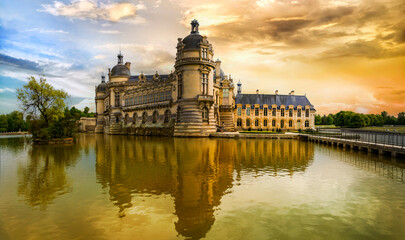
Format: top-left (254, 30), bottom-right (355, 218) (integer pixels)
top-left (237, 80), bottom-right (242, 94)
top-left (190, 19), bottom-right (199, 34)
top-left (117, 51), bottom-right (123, 64)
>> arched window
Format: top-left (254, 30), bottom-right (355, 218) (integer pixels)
top-left (281, 120), bottom-right (284, 128)
top-left (202, 107), bottom-right (209, 122)
top-left (142, 112), bottom-right (148, 124)
top-left (305, 120), bottom-right (309, 127)
top-left (124, 114), bottom-right (129, 124)
top-left (255, 119), bottom-right (259, 127)
top-left (263, 119), bottom-right (268, 127)
top-left (246, 118), bottom-right (251, 127)
top-left (152, 111), bottom-right (158, 123)
top-left (289, 120), bottom-right (292, 127)
top-left (237, 118), bottom-right (242, 126)
top-left (272, 119), bottom-right (276, 127)
top-left (164, 110), bottom-right (171, 123)
top-left (133, 113), bottom-right (137, 124)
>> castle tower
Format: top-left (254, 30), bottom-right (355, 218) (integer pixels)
top-left (237, 80), bottom-right (242, 94)
top-left (95, 75), bottom-right (107, 133)
top-left (174, 20), bottom-right (217, 136)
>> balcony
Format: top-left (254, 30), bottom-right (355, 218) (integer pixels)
top-left (197, 95), bottom-right (214, 102)
top-left (175, 57), bottom-right (215, 67)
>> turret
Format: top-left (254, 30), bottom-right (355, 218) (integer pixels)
top-left (237, 80), bottom-right (242, 94)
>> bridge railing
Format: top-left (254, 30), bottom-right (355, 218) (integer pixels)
top-left (306, 129), bottom-right (405, 149)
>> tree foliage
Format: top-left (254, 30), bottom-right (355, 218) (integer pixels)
top-left (0, 111), bottom-right (30, 132)
top-left (315, 110), bottom-right (403, 128)
top-left (17, 76), bottom-right (68, 126)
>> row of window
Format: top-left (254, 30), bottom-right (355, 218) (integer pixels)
top-left (124, 91), bottom-right (172, 106)
top-left (238, 107), bottom-right (310, 118)
top-left (236, 118), bottom-right (310, 128)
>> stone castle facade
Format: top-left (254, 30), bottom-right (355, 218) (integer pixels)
top-left (94, 20), bottom-right (316, 137)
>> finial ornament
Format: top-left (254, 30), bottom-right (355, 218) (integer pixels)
top-left (117, 51), bottom-right (123, 64)
top-left (191, 19), bottom-right (199, 34)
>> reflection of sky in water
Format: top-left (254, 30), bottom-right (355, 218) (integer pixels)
top-left (0, 135), bottom-right (404, 240)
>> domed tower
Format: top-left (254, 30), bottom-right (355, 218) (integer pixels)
top-left (95, 75), bottom-right (107, 133)
top-left (174, 20), bottom-right (217, 136)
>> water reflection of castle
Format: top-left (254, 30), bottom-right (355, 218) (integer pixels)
top-left (95, 136), bottom-right (314, 239)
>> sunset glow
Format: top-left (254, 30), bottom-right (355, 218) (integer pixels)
top-left (0, 0), bottom-right (404, 114)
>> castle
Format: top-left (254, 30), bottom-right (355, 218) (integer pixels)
top-left (94, 20), bottom-right (316, 136)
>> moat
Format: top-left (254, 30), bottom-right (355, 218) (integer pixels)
top-left (1, 134), bottom-right (405, 240)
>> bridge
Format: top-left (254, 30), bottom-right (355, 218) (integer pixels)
top-left (301, 129), bottom-right (405, 159)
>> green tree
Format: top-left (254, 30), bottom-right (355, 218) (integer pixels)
top-left (325, 114), bottom-right (334, 125)
top-left (398, 112), bottom-right (405, 125)
top-left (17, 77), bottom-right (68, 126)
top-left (315, 114), bottom-right (322, 125)
top-left (0, 115), bottom-right (8, 132)
top-left (349, 113), bottom-right (365, 128)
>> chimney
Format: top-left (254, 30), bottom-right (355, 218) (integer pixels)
top-left (256, 89), bottom-right (259, 94)
top-left (275, 90), bottom-right (278, 95)
top-left (215, 59), bottom-right (221, 77)
top-left (125, 62), bottom-right (131, 70)
top-left (290, 90), bottom-right (295, 95)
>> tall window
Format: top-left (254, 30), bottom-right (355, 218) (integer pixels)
top-left (298, 109), bottom-right (301, 117)
top-left (289, 120), bottom-right (292, 127)
top-left (202, 73), bottom-right (208, 95)
top-left (202, 107), bottom-right (209, 122)
top-left (246, 107), bottom-right (250, 116)
top-left (305, 120), bottom-right (309, 127)
top-left (264, 119), bottom-right (268, 127)
top-left (281, 120), bottom-right (284, 128)
top-left (272, 108), bottom-right (276, 116)
top-left (178, 74), bottom-right (183, 99)
top-left (246, 119), bottom-right (251, 127)
top-left (237, 118), bottom-right (242, 126)
top-left (255, 107), bottom-right (259, 116)
top-left (115, 92), bottom-right (120, 107)
top-left (305, 109), bottom-right (309, 118)
top-left (297, 120), bottom-right (301, 128)
top-left (255, 119), bottom-right (259, 127)
top-left (223, 89), bottom-right (229, 98)
top-left (272, 119), bottom-right (276, 127)
top-left (237, 107), bottom-right (241, 116)
top-left (281, 108), bottom-right (285, 117)
top-left (264, 108), bottom-right (268, 116)
top-left (289, 109), bottom-right (293, 117)
top-left (202, 48), bottom-right (208, 58)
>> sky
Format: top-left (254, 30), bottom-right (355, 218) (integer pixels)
top-left (0, 0), bottom-right (404, 115)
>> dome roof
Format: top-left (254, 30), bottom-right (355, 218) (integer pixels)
top-left (111, 64), bottom-right (130, 77)
top-left (182, 19), bottom-right (204, 50)
top-left (97, 82), bottom-right (107, 92)
top-left (182, 33), bottom-right (203, 50)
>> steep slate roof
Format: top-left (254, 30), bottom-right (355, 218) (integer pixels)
top-left (129, 74), bottom-right (170, 82)
top-left (235, 94), bottom-right (315, 110)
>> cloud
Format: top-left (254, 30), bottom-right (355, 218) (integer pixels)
top-left (98, 30), bottom-right (121, 34)
top-left (93, 55), bottom-right (106, 60)
top-left (40, 0), bottom-right (145, 22)
top-left (24, 28), bottom-right (69, 34)
top-left (0, 53), bottom-right (43, 72)
top-left (73, 98), bottom-right (95, 112)
top-left (0, 88), bottom-right (16, 93)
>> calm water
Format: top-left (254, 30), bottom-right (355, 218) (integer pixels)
top-left (1, 134), bottom-right (405, 240)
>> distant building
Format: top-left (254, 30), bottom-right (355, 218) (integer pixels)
top-left (95, 20), bottom-right (315, 136)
